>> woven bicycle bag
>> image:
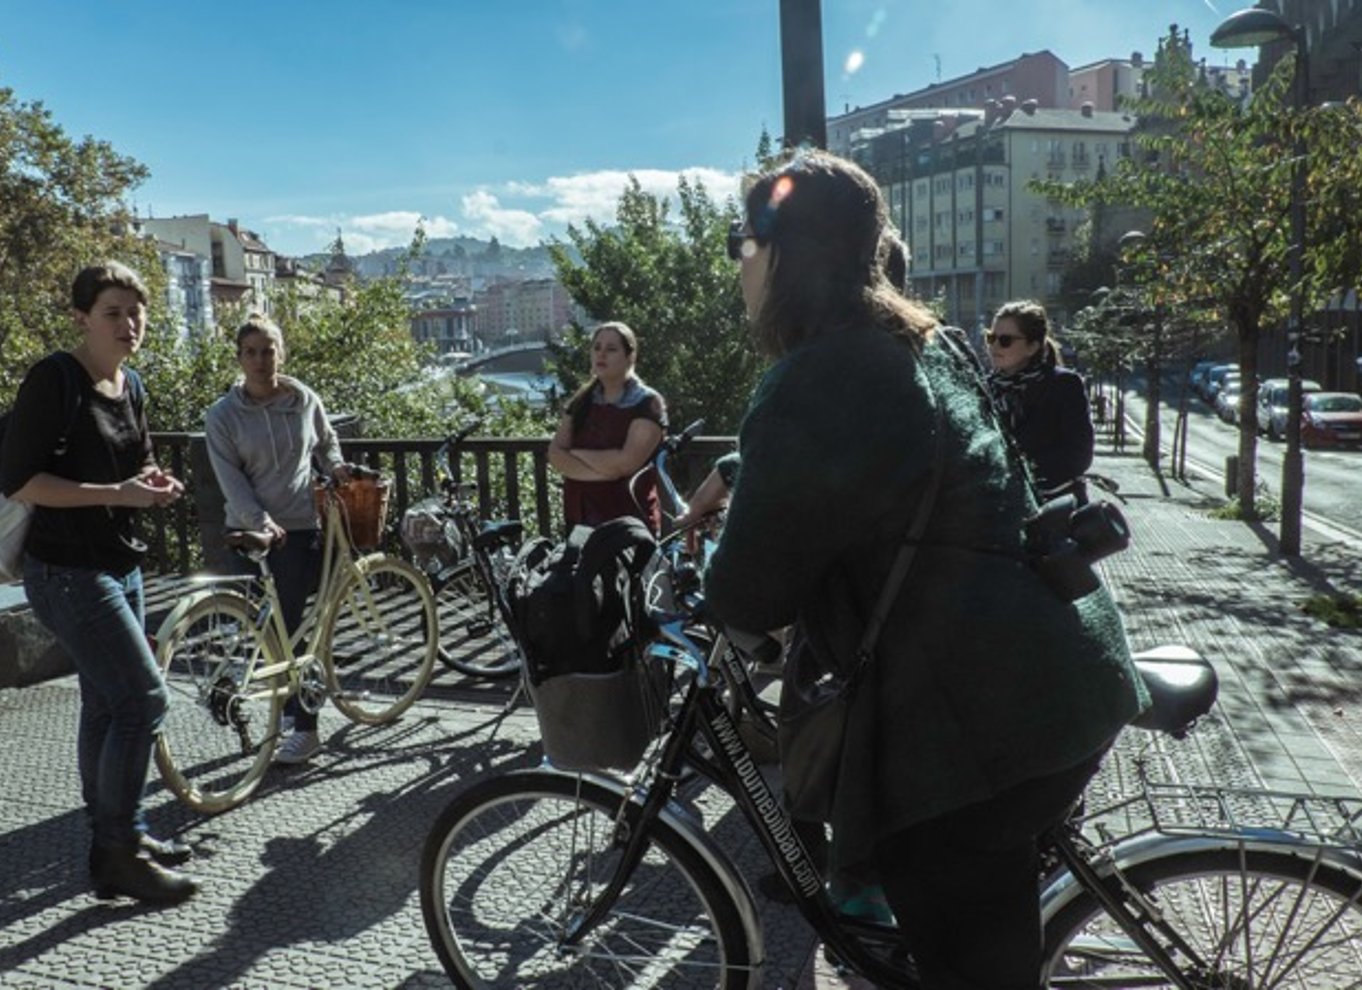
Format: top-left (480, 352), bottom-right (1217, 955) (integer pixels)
top-left (512, 519), bottom-right (665, 772)
top-left (315, 476), bottom-right (391, 550)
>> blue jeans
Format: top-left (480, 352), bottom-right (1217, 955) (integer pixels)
top-left (22, 555), bottom-right (167, 850)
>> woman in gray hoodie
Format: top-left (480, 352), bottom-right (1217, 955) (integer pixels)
top-left (204, 315), bottom-right (350, 764)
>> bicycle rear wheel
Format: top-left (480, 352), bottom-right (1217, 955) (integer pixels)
top-left (154, 591), bottom-right (285, 814)
top-left (435, 559), bottom-right (522, 680)
top-left (420, 769), bottom-right (759, 988)
top-left (1042, 846), bottom-right (1362, 987)
top-left (321, 553), bottom-right (438, 724)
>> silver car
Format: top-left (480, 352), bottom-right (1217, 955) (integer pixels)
top-left (1257, 378), bottom-right (1322, 440)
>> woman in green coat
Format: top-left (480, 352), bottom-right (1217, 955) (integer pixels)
top-left (702, 152), bottom-right (1148, 990)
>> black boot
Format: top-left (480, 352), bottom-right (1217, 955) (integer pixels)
top-left (138, 833), bottom-right (192, 866)
top-left (90, 845), bottom-right (198, 904)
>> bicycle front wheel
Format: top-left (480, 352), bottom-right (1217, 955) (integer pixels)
top-left (1043, 846), bottom-right (1362, 987)
top-left (420, 770), bottom-right (758, 988)
top-left (154, 591), bottom-right (285, 814)
top-left (435, 560), bottom-right (522, 680)
top-left (321, 553), bottom-right (438, 724)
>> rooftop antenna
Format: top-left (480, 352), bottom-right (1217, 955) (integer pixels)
top-left (933, 53), bottom-right (941, 82)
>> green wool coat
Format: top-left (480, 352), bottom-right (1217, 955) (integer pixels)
top-left (704, 323), bottom-right (1149, 855)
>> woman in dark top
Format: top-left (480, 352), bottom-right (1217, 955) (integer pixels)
top-left (704, 153), bottom-right (1146, 989)
top-left (0, 262), bottom-right (196, 904)
top-left (548, 322), bottom-right (667, 534)
top-left (986, 299), bottom-right (1094, 498)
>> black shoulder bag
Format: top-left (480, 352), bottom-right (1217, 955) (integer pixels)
top-left (778, 378), bottom-right (947, 824)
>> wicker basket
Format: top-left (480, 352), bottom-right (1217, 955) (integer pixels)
top-left (315, 476), bottom-right (391, 550)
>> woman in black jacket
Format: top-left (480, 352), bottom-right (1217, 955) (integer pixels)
top-left (986, 299), bottom-right (1094, 498)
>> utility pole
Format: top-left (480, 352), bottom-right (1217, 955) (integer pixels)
top-left (779, 0), bottom-right (826, 149)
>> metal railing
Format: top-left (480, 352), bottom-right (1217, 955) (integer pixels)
top-left (142, 433), bottom-right (736, 575)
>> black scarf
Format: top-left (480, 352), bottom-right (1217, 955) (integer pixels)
top-left (987, 355), bottom-right (1048, 432)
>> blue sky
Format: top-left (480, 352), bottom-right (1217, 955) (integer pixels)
top-left (2, 1), bottom-right (1231, 257)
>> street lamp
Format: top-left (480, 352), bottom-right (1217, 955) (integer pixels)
top-left (1212, 7), bottom-right (1309, 556)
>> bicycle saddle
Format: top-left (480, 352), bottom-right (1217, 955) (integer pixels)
top-left (1130, 645), bottom-right (1218, 737)
top-left (224, 530), bottom-right (275, 557)
top-left (473, 520), bottom-right (523, 551)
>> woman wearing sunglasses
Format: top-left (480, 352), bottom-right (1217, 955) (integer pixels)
top-left (701, 152), bottom-right (1146, 990)
top-left (986, 299), bottom-right (1094, 499)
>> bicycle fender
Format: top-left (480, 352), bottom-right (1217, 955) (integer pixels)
top-left (1039, 829), bottom-right (1362, 923)
top-left (153, 588), bottom-right (235, 645)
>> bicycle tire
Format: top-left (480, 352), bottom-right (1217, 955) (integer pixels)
top-left (1042, 845), bottom-right (1362, 987)
top-left (154, 591), bottom-right (285, 814)
top-left (320, 553), bottom-right (438, 724)
top-left (435, 559), bottom-right (522, 680)
top-left (420, 769), bottom-right (760, 988)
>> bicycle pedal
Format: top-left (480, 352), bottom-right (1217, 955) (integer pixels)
top-left (467, 619), bottom-right (494, 637)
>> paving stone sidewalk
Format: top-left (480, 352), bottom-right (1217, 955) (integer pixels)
top-left (2, 439), bottom-right (1359, 989)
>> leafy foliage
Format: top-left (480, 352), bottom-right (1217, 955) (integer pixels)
top-left (547, 175), bottom-right (762, 433)
top-left (0, 86), bottom-right (163, 399)
top-left (1033, 28), bottom-right (1362, 513)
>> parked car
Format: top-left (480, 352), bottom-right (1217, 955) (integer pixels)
top-left (1299, 392), bottom-right (1362, 449)
top-left (1188, 359), bottom-right (1219, 395)
top-left (1203, 363), bottom-right (1239, 404)
top-left (1256, 378), bottom-right (1322, 439)
top-left (1215, 378), bottom-right (1244, 424)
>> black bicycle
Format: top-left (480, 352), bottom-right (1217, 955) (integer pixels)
top-left (419, 540), bottom-right (1362, 987)
top-left (400, 422), bottom-right (525, 680)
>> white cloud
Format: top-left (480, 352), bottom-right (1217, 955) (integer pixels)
top-left (494, 167), bottom-right (743, 232)
top-left (261, 166), bottom-right (744, 255)
top-left (460, 191), bottom-right (544, 247)
top-left (263, 210), bottom-right (460, 254)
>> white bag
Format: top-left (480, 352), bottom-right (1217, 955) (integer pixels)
top-left (0, 494), bottom-right (34, 582)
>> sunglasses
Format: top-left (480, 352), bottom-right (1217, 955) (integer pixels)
top-left (985, 331), bottom-right (1026, 349)
top-left (726, 222), bottom-right (764, 262)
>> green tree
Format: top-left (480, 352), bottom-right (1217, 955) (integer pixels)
top-left (1037, 32), bottom-right (1307, 516)
top-left (547, 174), bottom-right (761, 433)
top-left (0, 86), bottom-right (162, 400)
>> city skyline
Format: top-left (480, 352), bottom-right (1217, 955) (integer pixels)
top-left (3, 1), bottom-right (1231, 258)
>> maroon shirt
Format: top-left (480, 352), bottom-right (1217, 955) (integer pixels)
top-left (562, 380), bottom-right (666, 534)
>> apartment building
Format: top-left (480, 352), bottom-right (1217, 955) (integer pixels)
top-left (828, 51), bottom-right (1070, 157)
top-left (1253, 0), bottom-right (1362, 103)
top-left (139, 214), bottom-right (276, 314)
top-left (411, 298), bottom-right (478, 356)
top-left (474, 278), bottom-right (575, 347)
top-left (853, 100), bottom-right (1136, 330)
top-left (153, 240), bottom-right (215, 338)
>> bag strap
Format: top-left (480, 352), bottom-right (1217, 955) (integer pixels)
top-left (852, 345), bottom-right (949, 672)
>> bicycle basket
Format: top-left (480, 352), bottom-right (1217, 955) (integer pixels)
top-left (525, 657), bottom-right (670, 772)
top-left (316, 476), bottom-right (391, 551)
top-left (399, 497), bottom-right (463, 572)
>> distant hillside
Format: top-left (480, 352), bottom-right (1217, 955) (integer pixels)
top-left (302, 236), bottom-right (571, 281)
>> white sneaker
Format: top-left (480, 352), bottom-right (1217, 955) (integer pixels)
top-left (273, 731), bottom-right (320, 765)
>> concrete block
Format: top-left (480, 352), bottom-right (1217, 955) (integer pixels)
top-left (0, 607), bottom-right (71, 689)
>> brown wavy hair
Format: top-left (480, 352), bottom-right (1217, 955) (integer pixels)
top-left (743, 152), bottom-right (936, 358)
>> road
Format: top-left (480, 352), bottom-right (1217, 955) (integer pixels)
top-left (1120, 384), bottom-right (1361, 540)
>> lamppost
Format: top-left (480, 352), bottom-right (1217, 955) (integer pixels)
top-left (1212, 7), bottom-right (1309, 556)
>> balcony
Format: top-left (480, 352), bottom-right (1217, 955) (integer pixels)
top-left (1046, 249), bottom-right (1072, 268)
top-left (1045, 218), bottom-right (1067, 234)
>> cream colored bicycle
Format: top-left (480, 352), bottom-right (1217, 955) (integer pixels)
top-left (154, 470), bottom-right (439, 814)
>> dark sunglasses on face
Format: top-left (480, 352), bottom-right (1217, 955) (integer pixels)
top-left (726, 221), bottom-right (763, 261)
top-left (986, 330), bottom-right (1026, 349)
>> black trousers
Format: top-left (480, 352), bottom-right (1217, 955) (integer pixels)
top-left (872, 753), bottom-right (1104, 990)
